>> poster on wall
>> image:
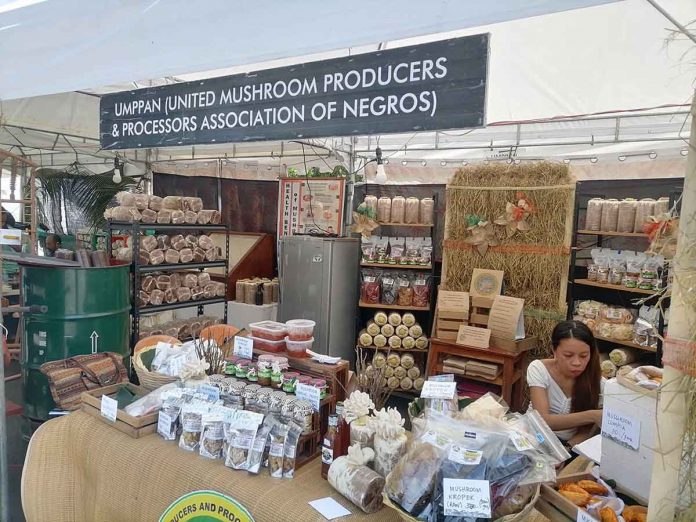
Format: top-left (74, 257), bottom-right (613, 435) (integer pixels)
top-left (100, 35), bottom-right (489, 149)
top-left (278, 178), bottom-right (345, 237)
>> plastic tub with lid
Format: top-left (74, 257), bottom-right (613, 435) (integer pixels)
top-left (249, 321), bottom-right (287, 341)
top-left (285, 319), bottom-right (316, 341)
top-left (285, 337), bottom-right (313, 357)
top-left (249, 336), bottom-right (286, 353)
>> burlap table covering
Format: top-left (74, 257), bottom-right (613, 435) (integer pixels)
top-left (22, 410), bottom-right (402, 522)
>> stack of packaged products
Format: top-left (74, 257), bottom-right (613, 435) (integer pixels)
top-left (137, 271), bottom-right (226, 308)
top-left (361, 236), bottom-right (432, 266)
top-left (586, 249), bottom-right (665, 291)
top-left (112, 233), bottom-right (222, 266)
top-left (362, 195), bottom-right (435, 225)
top-left (153, 378), bottom-right (313, 479)
top-left (106, 193), bottom-right (222, 225)
top-left (584, 196), bottom-right (670, 233)
top-left (234, 277), bottom-right (280, 305)
top-left (361, 270), bottom-right (431, 307)
top-left (138, 315), bottom-right (223, 341)
top-left (358, 311), bottom-right (429, 351)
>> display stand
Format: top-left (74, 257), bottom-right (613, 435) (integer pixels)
top-left (107, 221), bottom-right (229, 347)
top-left (425, 337), bottom-right (535, 411)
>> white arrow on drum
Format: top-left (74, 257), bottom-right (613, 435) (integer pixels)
top-left (90, 331), bottom-right (99, 354)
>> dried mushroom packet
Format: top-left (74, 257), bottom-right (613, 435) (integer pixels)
top-left (199, 414), bottom-right (225, 459)
top-left (268, 423), bottom-right (290, 478)
top-left (282, 421), bottom-right (303, 479)
top-left (225, 423), bottom-right (259, 470)
top-left (178, 404), bottom-right (206, 452)
top-left (246, 422), bottom-right (273, 475)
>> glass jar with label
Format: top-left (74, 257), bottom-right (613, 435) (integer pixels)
top-left (235, 360), bottom-right (250, 379)
top-left (271, 368), bottom-right (283, 389)
top-left (282, 372), bottom-right (299, 393)
top-left (296, 375), bottom-right (312, 389)
top-left (293, 400), bottom-right (315, 435)
top-left (257, 361), bottom-right (272, 386)
top-left (246, 363), bottom-right (258, 382)
top-left (310, 378), bottom-right (328, 400)
top-left (280, 397), bottom-right (296, 423)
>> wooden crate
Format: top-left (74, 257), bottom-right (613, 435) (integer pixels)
top-left (539, 471), bottom-right (599, 521)
top-left (80, 383), bottom-right (157, 439)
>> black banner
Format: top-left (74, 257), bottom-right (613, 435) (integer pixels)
top-left (100, 35), bottom-right (488, 150)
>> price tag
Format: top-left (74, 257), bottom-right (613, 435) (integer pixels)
top-left (421, 380), bottom-right (456, 399)
top-left (601, 408), bottom-right (640, 450)
top-left (295, 383), bottom-right (321, 412)
top-left (157, 411), bottom-right (172, 437)
top-left (577, 510), bottom-right (599, 522)
top-left (443, 478), bottom-right (491, 518)
top-left (100, 395), bottom-right (118, 423)
top-left (197, 384), bottom-right (220, 402)
top-left (510, 431), bottom-right (535, 451)
top-left (448, 445), bottom-right (483, 466)
top-left (233, 336), bottom-right (254, 359)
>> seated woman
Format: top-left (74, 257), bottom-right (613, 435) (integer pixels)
top-left (527, 320), bottom-right (603, 447)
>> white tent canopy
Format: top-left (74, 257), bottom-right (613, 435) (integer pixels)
top-left (0, 0), bottom-right (693, 177)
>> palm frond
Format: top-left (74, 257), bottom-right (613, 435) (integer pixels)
top-left (35, 162), bottom-right (142, 232)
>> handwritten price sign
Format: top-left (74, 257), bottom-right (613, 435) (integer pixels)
top-left (443, 478), bottom-right (491, 518)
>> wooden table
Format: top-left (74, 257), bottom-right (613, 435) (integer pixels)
top-left (426, 337), bottom-right (534, 411)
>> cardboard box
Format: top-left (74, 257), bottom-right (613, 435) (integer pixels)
top-left (490, 335), bottom-right (537, 354)
top-left (80, 383), bottom-right (158, 439)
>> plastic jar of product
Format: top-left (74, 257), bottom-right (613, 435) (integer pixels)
top-left (257, 362), bottom-right (272, 386)
top-left (246, 364), bottom-right (258, 382)
top-left (285, 337), bottom-right (314, 357)
top-left (271, 369), bottom-right (283, 389)
top-left (293, 400), bottom-right (315, 434)
top-left (285, 319), bottom-right (316, 341)
top-left (377, 197), bottom-right (392, 223)
top-left (390, 196), bottom-right (405, 223)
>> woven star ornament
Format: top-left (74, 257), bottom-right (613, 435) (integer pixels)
top-left (494, 192), bottom-right (535, 237)
top-left (465, 220), bottom-right (499, 256)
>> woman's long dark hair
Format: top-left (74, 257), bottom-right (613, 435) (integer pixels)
top-left (551, 320), bottom-right (601, 413)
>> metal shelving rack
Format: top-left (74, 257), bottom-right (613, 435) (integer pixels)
top-left (107, 221), bottom-right (229, 347)
top-left (566, 180), bottom-right (683, 365)
top-left (355, 194), bottom-right (439, 396)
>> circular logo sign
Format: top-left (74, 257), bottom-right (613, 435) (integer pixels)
top-left (159, 490), bottom-right (255, 522)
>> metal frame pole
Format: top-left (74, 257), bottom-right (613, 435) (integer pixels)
top-left (0, 251), bottom-right (9, 522)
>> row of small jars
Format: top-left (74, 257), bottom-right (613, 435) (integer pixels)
top-left (224, 355), bottom-right (328, 398)
top-left (208, 375), bottom-right (315, 434)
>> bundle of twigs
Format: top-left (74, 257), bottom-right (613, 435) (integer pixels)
top-left (193, 336), bottom-right (231, 375)
top-left (355, 346), bottom-right (392, 410)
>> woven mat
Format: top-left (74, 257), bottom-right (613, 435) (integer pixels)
top-left (22, 411), bottom-right (402, 522)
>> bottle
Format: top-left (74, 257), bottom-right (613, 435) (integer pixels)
top-left (255, 283), bottom-right (264, 305)
top-left (321, 414), bottom-right (338, 479)
top-left (335, 401), bottom-right (350, 457)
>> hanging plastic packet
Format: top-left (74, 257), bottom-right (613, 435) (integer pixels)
top-left (179, 403), bottom-right (206, 452)
top-left (404, 237), bottom-right (420, 265)
top-left (282, 421), bottom-right (304, 479)
top-left (199, 413), bottom-right (225, 459)
top-left (388, 237), bottom-right (405, 264)
top-left (420, 237), bottom-right (433, 266)
top-left (412, 273), bottom-right (430, 308)
top-left (374, 237), bottom-right (389, 263)
top-left (226, 423), bottom-right (260, 470)
top-left (361, 237), bottom-right (375, 263)
top-left (360, 269), bottom-right (381, 304)
top-left (516, 409), bottom-right (570, 464)
top-left (246, 421), bottom-right (273, 475)
top-left (158, 397), bottom-right (184, 441)
top-left (382, 272), bottom-right (398, 305)
top-left (268, 422), bottom-right (290, 478)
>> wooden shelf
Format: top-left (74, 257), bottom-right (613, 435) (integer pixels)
top-left (386, 388), bottom-right (419, 399)
top-left (577, 230), bottom-right (649, 238)
top-left (360, 262), bottom-right (432, 270)
top-left (594, 335), bottom-right (657, 352)
top-left (378, 222), bottom-right (433, 228)
top-left (574, 279), bottom-right (658, 296)
top-left (359, 301), bottom-right (430, 311)
top-left (359, 345), bottom-right (428, 353)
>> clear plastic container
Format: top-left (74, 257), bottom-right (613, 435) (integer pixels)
top-left (285, 337), bottom-right (314, 357)
top-left (249, 336), bottom-right (286, 353)
top-left (285, 319), bottom-right (316, 341)
top-left (249, 320), bottom-right (287, 341)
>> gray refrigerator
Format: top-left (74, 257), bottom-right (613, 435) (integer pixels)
top-left (279, 236), bottom-right (359, 362)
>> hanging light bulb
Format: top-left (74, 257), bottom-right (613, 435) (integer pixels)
top-left (421, 160), bottom-right (427, 166)
top-left (649, 151), bottom-right (657, 160)
top-left (440, 160), bottom-right (447, 167)
top-left (563, 158), bottom-right (571, 164)
top-left (401, 160), bottom-right (408, 166)
top-left (590, 157), bottom-right (598, 163)
top-left (374, 147), bottom-right (387, 184)
top-left (618, 155), bottom-right (627, 162)
top-left (681, 148), bottom-right (689, 157)
top-left (112, 158), bottom-right (123, 183)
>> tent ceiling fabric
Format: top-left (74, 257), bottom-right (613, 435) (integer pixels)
top-left (0, 0), bottom-right (622, 100)
top-left (0, 0), bottom-right (693, 175)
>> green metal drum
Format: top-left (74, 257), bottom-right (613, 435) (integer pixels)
top-left (22, 263), bottom-right (130, 421)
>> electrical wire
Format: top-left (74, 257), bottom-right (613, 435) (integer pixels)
top-left (300, 143), bottom-right (333, 235)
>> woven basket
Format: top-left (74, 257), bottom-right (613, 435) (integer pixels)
top-left (133, 342), bottom-right (180, 391)
top-left (382, 483), bottom-right (540, 522)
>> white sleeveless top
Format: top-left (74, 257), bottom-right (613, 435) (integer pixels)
top-left (527, 359), bottom-right (576, 441)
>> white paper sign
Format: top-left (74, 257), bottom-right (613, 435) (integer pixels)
top-left (100, 395), bottom-right (118, 423)
top-left (233, 336), bottom-right (254, 359)
top-left (443, 478), bottom-right (491, 518)
top-left (428, 374), bottom-right (455, 382)
top-left (197, 384), bottom-right (220, 402)
top-left (421, 380), bottom-right (456, 400)
top-left (295, 383), bottom-right (321, 412)
top-left (308, 497), bottom-right (351, 520)
top-left (577, 509), bottom-right (599, 522)
top-left (601, 408), bottom-right (640, 450)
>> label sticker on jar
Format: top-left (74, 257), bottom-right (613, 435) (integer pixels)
top-left (448, 445), bottom-right (483, 465)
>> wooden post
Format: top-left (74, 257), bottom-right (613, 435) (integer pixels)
top-left (647, 92), bottom-right (696, 520)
